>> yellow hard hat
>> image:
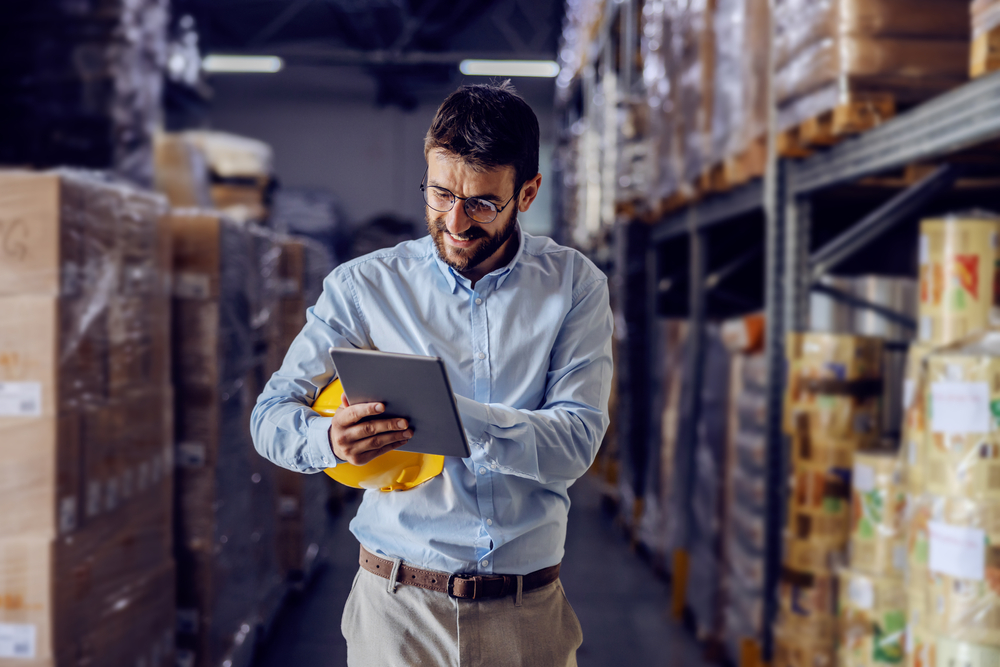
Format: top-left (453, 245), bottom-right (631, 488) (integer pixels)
top-left (315, 378), bottom-right (445, 492)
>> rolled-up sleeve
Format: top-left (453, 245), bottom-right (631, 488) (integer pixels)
top-left (455, 277), bottom-right (613, 484)
top-left (250, 267), bottom-right (371, 473)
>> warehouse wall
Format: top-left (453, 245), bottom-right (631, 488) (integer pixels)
top-left (206, 66), bottom-right (555, 237)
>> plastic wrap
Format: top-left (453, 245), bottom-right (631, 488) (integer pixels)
top-left (686, 325), bottom-right (731, 641)
top-left (915, 496), bottom-right (1000, 646)
top-left (972, 0), bottom-right (1000, 78)
top-left (670, 0), bottom-right (714, 185)
top-left (170, 210), bottom-right (265, 665)
top-left (786, 332), bottom-right (884, 444)
top-left (0, 0), bottom-right (168, 187)
top-left (918, 214), bottom-right (1000, 347)
top-left (850, 451), bottom-right (907, 577)
top-left (0, 169), bottom-right (173, 663)
top-left (924, 333), bottom-right (1000, 501)
top-left (901, 342), bottom-right (934, 493)
top-left (773, 0), bottom-right (969, 130)
top-left (641, 1), bottom-right (683, 202)
top-left (838, 569), bottom-right (907, 665)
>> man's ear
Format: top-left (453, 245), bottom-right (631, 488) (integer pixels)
top-left (518, 173), bottom-right (543, 213)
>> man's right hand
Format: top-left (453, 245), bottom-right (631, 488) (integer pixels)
top-left (329, 394), bottom-right (414, 465)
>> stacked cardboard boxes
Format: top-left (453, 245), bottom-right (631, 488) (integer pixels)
top-left (773, 0), bottom-right (969, 133)
top-left (0, 2), bottom-right (168, 187)
top-left (0, 170), bottom-right (175, 665)
top-left (972, 0), bottom-right (1000, 78)
top-left (775, 333), bottom-right (884, 666)
top-left (170, 210), bottom-right (264, 667)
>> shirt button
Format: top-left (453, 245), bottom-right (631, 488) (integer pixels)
top-left (486, 518), bottom-right (493, 526)
top-left (481, 560), bottom-right (489, 567)
top-left (477, 352), bottom-right (486, 360)
top-left (478, 467), bottom-right (487, 475)
top-left (475, 298), bottom-right (483, 305)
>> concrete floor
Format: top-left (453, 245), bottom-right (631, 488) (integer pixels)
top-left (252, 475), bottom-right (711, 667)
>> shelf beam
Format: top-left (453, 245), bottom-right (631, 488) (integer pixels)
top-left (791, 71), bottom-right (1000, 194)
top-left (809, 164), bottom-right (960, 280)
top-left (652, 180), bottom-right (764, 244)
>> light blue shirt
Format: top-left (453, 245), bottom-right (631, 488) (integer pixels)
top-left (250, 226), bottom-right (613, 576)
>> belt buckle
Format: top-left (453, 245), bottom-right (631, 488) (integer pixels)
top-left (447, 574), bottom-right (477, 599)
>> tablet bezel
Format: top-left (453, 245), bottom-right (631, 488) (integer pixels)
top-left (328, 347), bottom-right (472, 459)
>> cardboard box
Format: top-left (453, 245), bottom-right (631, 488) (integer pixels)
top-left (838, 569), bottom-right (906, 665)
top-left (849, 451), bottom-right (906, 577)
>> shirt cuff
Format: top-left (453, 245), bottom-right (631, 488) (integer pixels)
top-left (453, 394), bottom-right (490, 446)
top-left (305, 415), bottom-right (337, 468)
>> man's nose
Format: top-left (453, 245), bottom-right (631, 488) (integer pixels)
top-left (444, 202), bottom-right (472, 234)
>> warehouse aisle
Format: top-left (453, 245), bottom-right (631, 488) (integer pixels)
top-left (253, 475), bottom-right (710, 667)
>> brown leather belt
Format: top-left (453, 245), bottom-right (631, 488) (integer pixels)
top-left (359, 545), bottom-right (561, 600)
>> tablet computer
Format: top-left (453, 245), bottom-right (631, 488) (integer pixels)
top-left (329, 347), bottom-right (471, 459)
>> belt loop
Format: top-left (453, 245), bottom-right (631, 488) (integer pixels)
top-left (387, 557), bottom-right (402, 594)
top-left (514, 575), bottom-right (523, 607)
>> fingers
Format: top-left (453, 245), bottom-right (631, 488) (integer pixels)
top-left (334, 400), bottom-right (385, 427)
top-left (343, 417), bottom-right (410, 443)
top-left (333, 429), bottom-right (413, 466)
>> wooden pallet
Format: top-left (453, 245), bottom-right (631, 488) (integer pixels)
top-left (778, 95), bottom-right (896, 158)
top-left (723, 136), bottom-right (768, 187)
top-left (972, 25), bottom-right (1000, 78)
top-left (698, 162), bottom-right (729, 195)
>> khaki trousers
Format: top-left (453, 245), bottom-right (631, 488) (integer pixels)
top-left (341, 565), bottom-right (583, 666)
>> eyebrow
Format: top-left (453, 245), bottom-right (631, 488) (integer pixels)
top-left (427, 181), bottom-right (504, 203)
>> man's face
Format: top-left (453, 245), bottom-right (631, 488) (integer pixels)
top-left (424, 149), bottom-right (520, 278)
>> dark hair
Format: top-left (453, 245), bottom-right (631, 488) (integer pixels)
top-left (424, 81), bottom-right (540, 191)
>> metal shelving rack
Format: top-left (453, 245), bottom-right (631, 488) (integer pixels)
top-left (557, 0), bottom-right (1000, 663)
top-left (651, 71), bottom-right (1000, 663)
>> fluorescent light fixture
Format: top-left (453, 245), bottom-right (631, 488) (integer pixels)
top-left (202, 55), bottom-right (283, 73)
top-left (459, 60), bottom-right (560, 78)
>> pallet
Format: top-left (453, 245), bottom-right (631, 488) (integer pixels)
top-left (972, 25), bottom-right (1000, 79)
top-left (778, 95), bottom-right (896, 158)
top-left (723, 136), bottom-right (768, 187)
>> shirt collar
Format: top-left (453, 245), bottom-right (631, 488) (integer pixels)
top-left (432, 223), bottom-right (526, 294)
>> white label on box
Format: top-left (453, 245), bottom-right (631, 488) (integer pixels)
top-left (909, 439), bottom-right (918, 466)
top-left (0, 382), bottom-right (41, 417)
top-left (173, 272), bottom-right (211, 299)
top-left (931, 381), bottom-right (991, 434)
top-left (920, 234), bottom-right (930, 265)
top-left (920, 316), bottom-right (933, 342)
top-left (904, 379), bottom-right (916, 411)
top-left (929, 520), bottom-right (986, 580)
top-left (59, 496), bottom-right (77, 535)
top-left (853, 463), bottom-right (876, 494)
top-left (0, 623), bottom-right (36, 659)
top-left (847, 576), bottom-right (875, 610)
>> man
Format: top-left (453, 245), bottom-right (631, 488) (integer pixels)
top-left (251, 81), bottom-right (613, 666)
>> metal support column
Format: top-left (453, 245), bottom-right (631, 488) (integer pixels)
top-left (761, 159), bottom-right (789, 661)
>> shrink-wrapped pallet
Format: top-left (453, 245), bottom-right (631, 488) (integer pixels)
top-left (170, 210), bottom-right (263, 667)
top-left (0, 1), bottom-right (168, 187)
top-left (924, 333), bottom-right (1000, 501)
top-left (641, 0), bottom-right (683, 203)
top-left (850, 451), bottom-right (907, 577)
top-left (672, 0), bottom-right (715, 185)
top-left (918, 214), bottom-right (1000, 347)
top-left (786, 333), bottom-right (884, 445)
top-left (710, 0), bottom-right (770, 171)
top-left (773, 0), bottom-right (969, 132)
top-left (0, 170), bottom-right (175, 665)
top-left (972, 0), bottom-right (1000, 78)
top-left (838, 569), bottom-right (907, 666)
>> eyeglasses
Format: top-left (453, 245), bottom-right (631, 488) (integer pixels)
top-left (420, 171), bottom-right (520, 224)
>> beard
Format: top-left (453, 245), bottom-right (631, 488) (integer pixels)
top-left (427, 208), bottom-right (519, 274)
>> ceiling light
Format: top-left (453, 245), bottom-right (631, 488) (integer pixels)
top-left (202, 55), bottom-right (283, 74)
top-left (459, 60), bottom-right (560, 78)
